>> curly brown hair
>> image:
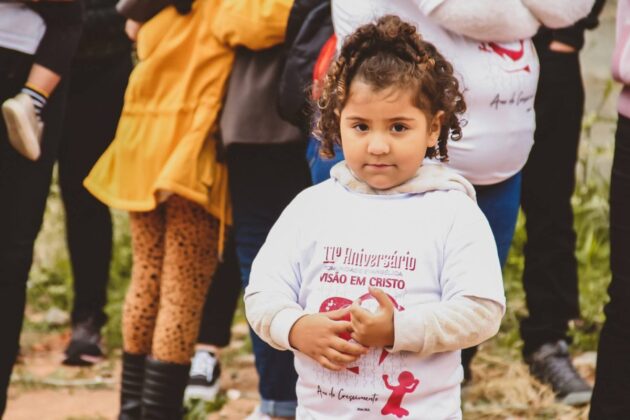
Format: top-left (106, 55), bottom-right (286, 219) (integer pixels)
top-left (314, 15), bottom-right (466, 161)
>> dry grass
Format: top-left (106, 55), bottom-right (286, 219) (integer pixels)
top-left (462, 345), bottom-right (594, 420)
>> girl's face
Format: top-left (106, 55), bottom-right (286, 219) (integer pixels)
top-left (340, 80), bottom-right (442, 190)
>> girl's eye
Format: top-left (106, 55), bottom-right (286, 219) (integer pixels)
top-left (391, 123), bottom-right (408, 133)
top-left (353, 123), bottom-right (369, 132)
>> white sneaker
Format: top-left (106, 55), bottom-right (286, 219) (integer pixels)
top-left (245, 406), bottom-right (272, 420)
top-left (184, 350), bottom-right (221, 402)
top-left (2, 92), bottom-right (43, 161)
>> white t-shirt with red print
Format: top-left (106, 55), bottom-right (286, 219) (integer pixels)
top-left (245, 171), bottom-right (505, 420)
top-left (332, 0), bottom-right (540, 186)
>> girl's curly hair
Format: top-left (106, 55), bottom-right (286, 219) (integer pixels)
top-left (314, 15), bottom-right (466, 161)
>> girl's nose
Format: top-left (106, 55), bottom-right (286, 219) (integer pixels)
top-left (367, 135), bottom-right (390, 155)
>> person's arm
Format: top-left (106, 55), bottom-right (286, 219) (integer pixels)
top-left (244, 193), bottom-right (368, 369)
top-left (548, 0), bottom-right (606, 51)
top-left (521, 0), bottom-right (596, 29)
top-left (421, 0), bottom-right (541, 42)
top-left (390, 296), bottom-right (503, 356)
top-left (390, 193), bottom-right (505, 357)
top-left (211, 0), bottom-right (293, 50)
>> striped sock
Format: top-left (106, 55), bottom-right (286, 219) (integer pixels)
top-left (22, 84), bottom-right (48, 121)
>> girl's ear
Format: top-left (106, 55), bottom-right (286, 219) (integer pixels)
top-left (428, 111), bottom-right (444, 147)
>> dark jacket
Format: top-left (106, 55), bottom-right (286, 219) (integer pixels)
top-left (277, 0), bottom-right (333, 132)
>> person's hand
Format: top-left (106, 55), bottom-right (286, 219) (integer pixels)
top-left (125, 19), bottom-right (142, 41)
top-left (289, 310), bottom-right (368, 371)
top-left (349, 287), bottom-right (395, 348)
top-left (549, 40), bottom-right (576, 54)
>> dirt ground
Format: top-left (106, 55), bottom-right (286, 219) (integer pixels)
top-left (5, 322), bottom-right (597, 420)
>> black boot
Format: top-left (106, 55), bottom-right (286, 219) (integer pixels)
top-left (119, 352), bottom-right (146, 420)
top-left (141, 357), bottom-right (190, 420)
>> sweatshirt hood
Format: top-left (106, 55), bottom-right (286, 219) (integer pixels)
top-left (330, 160), bottom-right (477, 201)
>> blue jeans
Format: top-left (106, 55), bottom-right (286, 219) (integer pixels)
top-left (227, 143), bottom-right (312, 417)
top-left (475, 173), bottom-right (522, 267)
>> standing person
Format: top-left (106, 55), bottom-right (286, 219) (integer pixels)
top-left (330, 0), bottom-right (594, 402)
top-left (520, 0), bottom-right (605, 405)
top-left (0, 4), bottom-right (73, 416)
top-left (185, 235), bottom-right (241, 401)
top-left (60, 0), bottom-right (133, 366)
top-left (84, 1), bottom-right (293, 418)
top-left (2, 0), bottom-right (84, 161)
top-left (245, 16), bottom-right (505, 420)
top-left (220, 45), bottom-right (312, 420)
top-left (590, 1), bottom-right (630, 417)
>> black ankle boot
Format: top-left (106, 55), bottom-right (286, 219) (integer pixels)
top-left (141, 357), bottom-right (190, 420)
top-left (119, 352), bottom-right (146, 420)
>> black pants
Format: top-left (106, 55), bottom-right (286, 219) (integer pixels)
top-left (197, 233), bottom-right (242, 347)
top-left (520, 50), bottom-right (584, 356)
top-left (590, 114), bottom-right (630, 419)
top-left (61, 54), bottom-right (131, 329)
top-left (0, 47), bottom-right (130, 415)
top-left (0, 47), bottom-right (67, 416)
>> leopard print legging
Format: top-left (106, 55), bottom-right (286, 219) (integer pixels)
top-left (123, 195), bottom-right (219, 364)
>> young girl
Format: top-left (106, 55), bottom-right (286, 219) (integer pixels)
top-left (245, 16), bottom-right (505, 419)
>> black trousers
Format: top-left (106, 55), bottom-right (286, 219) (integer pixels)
top-left (590, 114), bottom-right (630, 419)
top-left (0, 47), bottom-right (131, 415)
top-left (520, 50), bottom-right (584, 356)
top-left (197, 233), bottom-right (242, 347)
top-left (0, 47), bottom-right (67, 415)
top-left (60, 54), bottom-right (131, 329)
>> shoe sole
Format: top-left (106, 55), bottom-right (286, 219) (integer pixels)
top-left (2, 99), bottom-right (41, 160)
top-left (559, 390), bottom-right (592, 406)
top-left (184, 383), bottom-right (220, 402)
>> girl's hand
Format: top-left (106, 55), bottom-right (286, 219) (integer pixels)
top-left (289, 310), bottom-right (368, 371)
top-left (125, 19), bottom-right (142, 41)
top-left (350, 287), bottom-right (395, 348)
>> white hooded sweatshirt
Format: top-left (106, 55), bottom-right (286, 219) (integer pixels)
top-left (245, 161), bottom-right (505, 420)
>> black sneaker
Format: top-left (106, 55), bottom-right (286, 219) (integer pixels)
top-left (525, 340), bottom-right (592, 406)
top-left (184, 350), bottom-right (221, 401)
top-left (63, 318), bottom-right (105, 366)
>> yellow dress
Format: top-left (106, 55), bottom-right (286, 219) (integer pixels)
top-left (85, 0), bottom-right (293, 243)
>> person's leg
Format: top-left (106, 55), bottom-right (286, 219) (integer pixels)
top-left (1, 2), bottom-right (84, 161)
top-left (227, 142), bottom-right (311, 418)
top-left (196, 232), bottom-right (241, 349)
top-left (590, 114), bottom-right (630, 419)
top-left (144, 195), bottom-right (219, 419)
top-left (119, 207), bottom-right (165, 420)
top-left (0, 47), bottom-right (67, 415)
top-left (461, 172), bottom-right (522, 379)
top-left (520, 50), bottom-right (583, 357)
top-left (58, 54), bottom-right (132, 365)
top-left (123, 208), bottom-right (165, 356)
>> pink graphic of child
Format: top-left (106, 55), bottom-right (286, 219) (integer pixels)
top-left (381, 371), bottom-right (420, 418)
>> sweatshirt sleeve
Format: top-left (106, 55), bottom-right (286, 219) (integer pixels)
top-left (244, 196), bottom-right (308, 351)
top-left (390, 296), bottom-right (503, 355)
top-left (389, 192), bottom-right (505, 356)
top-left (419, 0), bottom-right (541, 42)
top-left (521, 0), bottom-right (596, 29)
top-left (212, 0), bottom-right (292, 49)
